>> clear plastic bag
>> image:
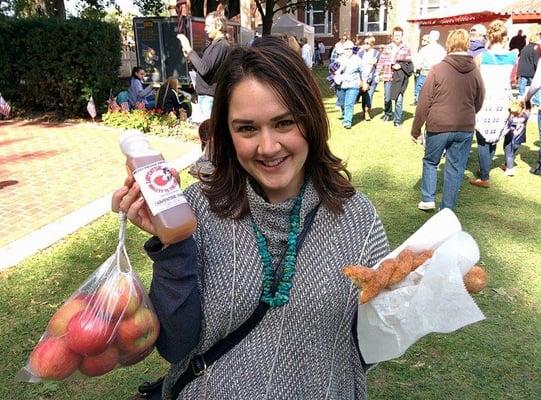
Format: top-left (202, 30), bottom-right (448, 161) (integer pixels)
top-left (17, 213), bottom-right (160, 382)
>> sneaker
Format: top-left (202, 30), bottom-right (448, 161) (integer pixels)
top-left (418, 201), bottom-right (435, 211)
top-left (504, 168), bottom-right (515, 176)
top-left (343, 123), bottom-right (352, 129)
top-left (394, 122), bottom-right (403, 128)
top-left (381, 115), bottom-right (391, 122)
top-left (530, 165), bottom-right (541, 175)
top-left (469, 178), bottom-right (490, 188)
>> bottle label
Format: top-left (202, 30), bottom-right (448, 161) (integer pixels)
top-left (133, 161), bottom-right (187, 216)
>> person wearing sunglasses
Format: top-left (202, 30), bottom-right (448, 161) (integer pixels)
top-left (334, 40), bottom-right (363, 129)
top-left (357, 35), bottom-right (381, 121)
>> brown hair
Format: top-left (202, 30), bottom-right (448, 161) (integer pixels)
top-left (202, 36), bottom-right (355, 219)
top-left (446, 29), bottom-right (469, 53)
top-left (155, 77), bottom-right (178, 110)
top-left (392, 26), bottom-right (404, 34)
top-left (365, 35), bottom-right (376, 46)
top-left (487, 20), bottom-right (507, 46)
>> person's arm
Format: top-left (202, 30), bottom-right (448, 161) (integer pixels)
top-left (188, 41), bottom-right (229, 81)
top-left (474, 69), bottom-right (486, 113)
top-left (130, 78), bottom-right (153, 100)
top-left (146, 236), bottom-right (201, 364)
top-left (410, 69), bottom-right (435, 138)
top-left (525, 61), bottom-right (541, 102)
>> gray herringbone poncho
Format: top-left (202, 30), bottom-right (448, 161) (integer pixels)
top-left (162, 179), bottom-right (389, 399)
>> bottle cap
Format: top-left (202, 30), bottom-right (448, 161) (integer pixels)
top-left (119, 129), bottom-right (148, 156)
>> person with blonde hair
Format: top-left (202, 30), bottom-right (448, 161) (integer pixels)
top-left (411, 29), bottom-right (485, 210)
top-left (155, 77), bottom-right (190, 117)
top-left (470, 20), bottom-right (518, 188)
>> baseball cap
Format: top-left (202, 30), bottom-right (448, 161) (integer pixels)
top-left (470, 24), bottom-right (487, 36)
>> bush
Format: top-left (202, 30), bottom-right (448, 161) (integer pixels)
top-left (0, 16), bottom-right (121, 117)
top-left (102, 109), bottom-right (199, 141)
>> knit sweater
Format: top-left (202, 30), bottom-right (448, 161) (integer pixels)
top-left (149, 179), bottom-right (389, 400)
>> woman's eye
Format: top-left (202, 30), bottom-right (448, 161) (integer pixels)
top-left (276, 119), bottom-right (295, 129)
top-left (237, 125), bottom-right (256, 133)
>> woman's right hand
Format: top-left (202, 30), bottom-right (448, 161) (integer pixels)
top-left (111, 168), bottom-right (180, 236)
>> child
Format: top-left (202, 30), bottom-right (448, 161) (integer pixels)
top-left (500, 99), bottom-right (529, 176)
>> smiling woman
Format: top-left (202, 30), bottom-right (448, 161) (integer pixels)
top-left (112, 35), bottom-right (390, 400)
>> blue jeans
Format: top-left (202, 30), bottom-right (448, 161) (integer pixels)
top-left (537, 112), bottom-right (541, 163)
top-left (518, 76), bottom-right (532, 97)
top-left (476, 131), bottom-right (497, 180)
top-left (337, 87), bottom-right (359, 125)
top-left (384, 81), bottom-right (393, 117)
top-left (414, 74), bottom-right (426, 104)
top-left (421, 131), bottom-right (473, 210)
top-left (361, 80), bottom-right (378, 109)
top-left (503, 134), bottom-right (520, 169)
top-left (394, 93), bottom-right (404, 125)
top-left (198, 94), bottom-right (214, 120)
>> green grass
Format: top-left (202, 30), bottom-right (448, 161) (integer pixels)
top-left (1, 66), bottom-right (540, 399)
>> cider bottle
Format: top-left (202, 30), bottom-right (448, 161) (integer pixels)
top-left (119, 130), bottom-right (197, 244)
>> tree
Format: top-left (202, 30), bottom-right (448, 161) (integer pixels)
top-left (254, 0), bottom-right (391, 36)
top-left (134, 0), bottom-right (165, 16)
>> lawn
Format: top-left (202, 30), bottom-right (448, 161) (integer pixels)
top-left (0, 65), bottom-right (539, 399)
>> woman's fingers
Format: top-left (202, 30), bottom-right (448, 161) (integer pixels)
top-left (111, 186), bottom-right (129, 213)
top-left (118, 182), bottom-right (141, 213)
top-left (170, 167), bottom-right (181, 184)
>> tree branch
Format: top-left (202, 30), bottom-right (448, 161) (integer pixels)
top-left (254, 0), bottom-right (264, 17)
top-left (272, 1), bottom-right (312, 15)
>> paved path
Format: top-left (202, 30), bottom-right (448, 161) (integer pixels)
top-left (0, 120), bottom-right (200, 269)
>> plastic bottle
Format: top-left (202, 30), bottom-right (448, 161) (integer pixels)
top-left (119, 130), bottom-right (196, 244)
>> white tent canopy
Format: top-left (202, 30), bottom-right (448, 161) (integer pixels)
top-left (257, 14), bottom-right (315, 51)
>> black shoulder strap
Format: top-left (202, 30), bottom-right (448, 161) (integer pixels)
top-left (170, 204), bottom-right (320, 398)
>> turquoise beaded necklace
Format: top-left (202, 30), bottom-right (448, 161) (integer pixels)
top-left (251, 178), bottom-right (308, 308)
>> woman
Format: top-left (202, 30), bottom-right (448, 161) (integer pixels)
top-left (411, 29), bottom-right (485, 211)
top-left (357, 35), bottom-right (381, 121)
top-left (128, 66), bottom-right (156, 110)
top-left (113, 37), bottom-right (389, 399)
top-left (155, 77), bottom-right (191, 118)
top-left (470, 20), bottom-right (518, 188)
top-left (334, 40), bottom-right (363, 129)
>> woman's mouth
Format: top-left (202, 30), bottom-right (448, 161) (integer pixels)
top-left (258, 156), bottom-right (288, 168)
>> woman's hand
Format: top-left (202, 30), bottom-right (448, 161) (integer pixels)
top-left (111, 168), bottom-right (180, 236)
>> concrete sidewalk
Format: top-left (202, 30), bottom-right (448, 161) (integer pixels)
top-left (0, 120), bottom-right (200, 270)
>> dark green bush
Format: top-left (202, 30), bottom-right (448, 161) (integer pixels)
top-left (0, 16), bottom-right (121, 116)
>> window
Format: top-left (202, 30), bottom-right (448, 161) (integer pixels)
top-left (305, 5), bottom-right (333, 35)
top-left (418, 0), bottom-right (446, 16)
top-left (358, 0), bottom-right (388, 34)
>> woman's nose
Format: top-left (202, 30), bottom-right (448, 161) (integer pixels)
top-left (257, 129), bottom-right (280, 155)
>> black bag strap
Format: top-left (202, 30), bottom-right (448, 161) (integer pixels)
top-left (170, 203), bottom-right (320, 398)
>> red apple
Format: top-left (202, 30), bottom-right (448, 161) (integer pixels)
top-left (47, 297), bottom-right (88, 337)
top-left (79, 345), bottom-right (119, 377)
top-left (94, 273), bottom-right (142, 320)
top-left (118, 345), bottom-right (154, 366)
top-left (29, 337), bottom-right (81, 380)
top-left (116, 307), bottom-right (159, 354)
top-left (66, 310), bottom-right (115, 356)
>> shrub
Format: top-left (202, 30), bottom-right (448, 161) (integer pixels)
top-left (102, 109), bottom-right (198, 141)
top-left (0, 16), bottom-right (121, 117)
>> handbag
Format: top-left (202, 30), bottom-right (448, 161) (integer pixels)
top-left (136, 204), bottom-right (320, 400)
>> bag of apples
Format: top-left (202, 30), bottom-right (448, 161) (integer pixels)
top-left (17, 213), bottom-right (160, 382)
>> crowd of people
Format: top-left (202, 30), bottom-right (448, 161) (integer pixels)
top-left (325, 21), bottom-right (540, 212)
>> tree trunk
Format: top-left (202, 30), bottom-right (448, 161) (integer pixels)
top-left (261, 0), bottom-right (275, 36)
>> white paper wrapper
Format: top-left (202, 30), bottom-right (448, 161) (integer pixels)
top-left (357, 209), bottom-right (486, 364)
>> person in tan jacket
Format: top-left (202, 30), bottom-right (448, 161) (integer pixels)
top-left (411, 29), bottom-right (485, 211)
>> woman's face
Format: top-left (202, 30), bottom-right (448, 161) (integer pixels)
top-left (228, 78), bottom-right (309, 204)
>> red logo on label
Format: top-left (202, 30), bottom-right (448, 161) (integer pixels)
top-left (153, 172), bottom-right (171, 187)
top-left (144, 165), bottom-right (176, 193)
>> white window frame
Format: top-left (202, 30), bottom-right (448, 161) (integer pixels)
top-left (305, 5), bottom-right (333, 36)
top-left (418, 0), bottom-right (446, 17)
top-left (358, 0), bottom-right (389, 34)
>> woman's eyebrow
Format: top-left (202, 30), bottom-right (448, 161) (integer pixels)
top-left (231, 113), bottom-right (292, 125)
